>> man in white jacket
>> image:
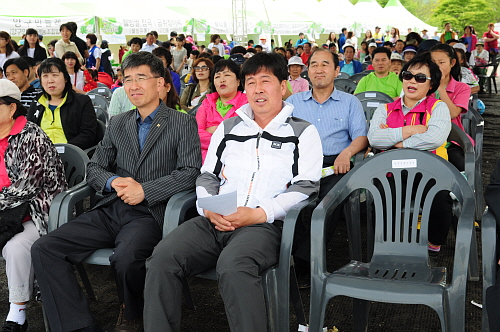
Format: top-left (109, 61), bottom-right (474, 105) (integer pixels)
top-left (143, 52), bottom-right (323, 332)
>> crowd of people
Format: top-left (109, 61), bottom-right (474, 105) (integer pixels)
top-left (0, 20), bottom-right (498, 332)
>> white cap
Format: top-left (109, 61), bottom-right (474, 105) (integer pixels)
top-left (0, 80), bottom-right (21, 101)
top-left (368, 42), bottom-right (377, 48)
top-left (288, 56), bottom-right (305, 66)
top-left (391, 53), bottom-right (403, 61)
top-left (453, 43), bottom-right (467, 52)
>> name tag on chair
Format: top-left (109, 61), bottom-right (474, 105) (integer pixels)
top-left (392, 159), bottom-right (417, 168)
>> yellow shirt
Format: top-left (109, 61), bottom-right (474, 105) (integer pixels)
top-left (39, 94), bottom-right (68, 144)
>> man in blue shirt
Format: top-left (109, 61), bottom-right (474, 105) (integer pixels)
top-left (295, 32), bottom-right (308, 47)
top-left (287, 49), bottom-right (367, 285)
top-left (339, 44), bottom-right (363, 75)
top-left (31, 52), bottom-right (201, 332)
top-left (338, 28), bottom-right (347, 53)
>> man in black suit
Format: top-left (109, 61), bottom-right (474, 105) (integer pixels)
top-left (31, 51), bottom-right (201, 332)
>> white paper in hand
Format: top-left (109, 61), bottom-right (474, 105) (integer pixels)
top-left (198, 191), bottom-right (238, 216)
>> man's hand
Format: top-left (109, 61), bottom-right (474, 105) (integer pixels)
top-left (333, 149), bottom-right (352, 175)
top-left (204, 210), bottom-right (235, 232)
top-left (112, 177), bottom-right (145, 205)
top-left (224, 207), bottom-right (267, 229)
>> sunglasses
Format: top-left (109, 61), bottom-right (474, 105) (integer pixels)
top-left (401, 71), bottom-right (431, 83)
top-left (194, 66), bottom-right (209, 72)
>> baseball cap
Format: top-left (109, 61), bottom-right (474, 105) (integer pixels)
top-left (476, 39), bottom-right (485, 46)
top-left (368, 42), bottom-right (377, 48)
top-left (390, 53), bottom-right (403, 61)
top-left (288, 56), bottom-right (305, 67)
top-left (453, 43), bottom-right (467, 52)
top-left (0, 80), bottom-right (21, 101)
top-left (402, 46), bottom-right (417, 54)
top-left (230, 54), bottom-right (245, 65)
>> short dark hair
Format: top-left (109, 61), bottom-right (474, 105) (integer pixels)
top-left (395, 39), bottom-right (405, 45)
top-left (342, 45), bottom-right (355, 53)
top-left (247, 40), bottom-right (254, 45)
top-left (209, 55), bottom-right (223, 64)
top-left (152, 47), bottom-right (173, 67)
top-left (161, 41), bottom-right (172, 49)
top-left (308, 48), bottom-right (339, 68)
top-left (20, 55), bottom-right (36, 67)
top-left (445, 38), bottom-right (459, 45)
top-left (170, 31), bottom-right (177, 37)
top-left (241, 52), bottom-right (288, 86)
top-left (37, 58), bottom-right (73, 100)
top-left (61, 51), bottom-right (82, 72)
top-left (0, 96), bottom-right (26, 119)
top-left (400, 52), bottom-right (441, 95)
top-left (211, 59), bottom-right (243, 91)
top-left (146, 32), bottom-right (154, 37)
top-left (3, 57), bottom-right (30, 74)
top-left (151, 30), bottom-right (159, 38)
top-left (191, 58), bottom-right (214, 84)
top-left (304, 42), bottom-right (312, 48)
top-left (25, 28), bottom-right (38, 36)
top-left (59, 23), bottom-right (73, 35)
top-left (122, 51), bottom-right (165, 79)
top-left (66, 22), bottom-right (77, 34)
top-left (383, 41), bottom-right (393, 47)
top-left (371, 47), bottom-right (392, 59)
top-left (86, 33), bottom-right (97, 45)
top-left (230, 46), bottom-right (247, 55)
top-left (342, 28), bottom-right (347, 32)
top-left (190, 50), bottom-right (200, 58)
top-left (101, 40), bottom-right (109, 49)
top-left (129, 37), bottom-right (143, 47)
top-left (254, 45), bottom-right (263, 50)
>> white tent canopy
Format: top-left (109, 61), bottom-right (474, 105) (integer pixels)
top-left (383, 0), bottom-right (435, 33)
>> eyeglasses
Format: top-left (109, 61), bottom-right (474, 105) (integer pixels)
top-left (194, 66), bottom-right (209, 72)
top-left (401, 71), bottom-right (431, 83)
top-left (122, 76), bottom-right (160, 86)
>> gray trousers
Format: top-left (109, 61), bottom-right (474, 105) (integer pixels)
top-left (31, 199), bottom-right (162, 332)
top-left (143, 216), bottom-right (282, 332)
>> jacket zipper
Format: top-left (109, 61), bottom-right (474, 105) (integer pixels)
top-left (243, 131), bottom-right (262, 206)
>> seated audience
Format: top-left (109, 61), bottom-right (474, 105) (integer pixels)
top-left (180, 58), bottom-right (214, 112)
top-left (0, 79), bottom-right (67, 332)
top-left (196, 59), bottom-right (247, 162)
top-left (27, 58), bottom-right (98, 150)
top-left (354, 47), bottom-right (403, 98)
top-left (121, 37), bottom-right (143, 62)
top-left (300, 42), bottom-right (313, 65)
top-left (389, 53), bottom-right (404, 75)
top-left (3, 57), bottom-right (41, 108)
top-left (288, 56), bottom-right (309, 94)
top-left (17, 28), bottom-right (47, 63)
top-left (402, 45), bottom-right (417, 62)
top-left (62, 51), bottom-right (85, 94)
top-left (339, 44), bottom-right (363, 75)
top-left (453, 45), bottom-right (480, 94)
top-left (152, 47), bottom-right (181, 94)
top-left (0, 31), bottom-right (20, 70)
top-left (160, 69), bottom-right (184, 113)
top-left (368, 52), bottom-right (452, 260)
top-left (470, 39), bottom-right (489, 68)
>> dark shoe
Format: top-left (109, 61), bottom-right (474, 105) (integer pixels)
top-left (115, 305), bottom-right (143, 332)
top-left (2, 321), bottom-right (28, 332)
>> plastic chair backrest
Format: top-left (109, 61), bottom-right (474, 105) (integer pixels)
top-left (188, 103), bottom-right (202, 116)
top-left (362, 62), bottom-right (371, 71)
top-left (94, 106), bottom-right (109, 125)
top-left (54, 143), bottom-right (89, 187)
top-left (355, 91), bottom-right (393, 103)
top-left (97, 82), bottom-right (107, 88)
top-left (96, 119), bottom-right (106, 142)
top-left (334, 78), bottom-right (357, 94)
top-left (88, 87), bottom-right (113, 101)
top-left (88, 93), bottom-right (110, 111)
top-left (336, 72), bottom-right (350, 79)
top-left (300, 71), bottom-right (310, 82)
top-left (349, 72), bottom-right (370, 83)
top-left (315, 149), bottom-right (473, 280)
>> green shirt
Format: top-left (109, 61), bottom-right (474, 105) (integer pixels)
top-left (216, 98), bottom-right (233, 117)
top-left (354, 72), bottom-right (402, 98)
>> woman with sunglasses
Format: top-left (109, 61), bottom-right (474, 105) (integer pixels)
top-left (368, 52), bottom-right (453, 260)
top-left (180, 58), bottom-right (213, 112)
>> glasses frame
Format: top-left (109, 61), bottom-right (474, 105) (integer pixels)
top-left (194, 66), bottom-right (209, 72)
top-left (122, 76), bottom-right (160, 86)
top-left (401, 71), bottom-right (431, 84)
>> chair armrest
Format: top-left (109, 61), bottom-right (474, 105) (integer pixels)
top-left (58, 182), bottom-right (97, 227)
top-left (47, 181), bottom-right (93, 232)
top-left (482, 210), bottom-right (498, 292)
top-left (163, 190), bottom-right (197, 237)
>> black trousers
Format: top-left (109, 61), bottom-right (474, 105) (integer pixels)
top-left (293, 155), bottom-right (347, 263)
top-left (31, 199), bottom-right (162, 332)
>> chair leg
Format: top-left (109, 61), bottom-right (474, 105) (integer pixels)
top-left (352, 299), bottom-right (370, 332)
top-left (290, 266), bottom-right (306, 326)
top-left (75, 263), bottom-right (97, 301)
top-left (468, 229), bottom-right (479, 281)
top-left (182, 277), bottom-right (196, 310)
top-left (308, 283), bottom-right (328, 332)
top-left (42, 303), bottom-right (51, 332)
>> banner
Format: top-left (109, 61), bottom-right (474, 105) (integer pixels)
top-left (0, 15), bottom-right (94, 37)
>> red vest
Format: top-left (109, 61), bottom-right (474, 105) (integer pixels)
top-left (385, 97), bottom-right (448, 160)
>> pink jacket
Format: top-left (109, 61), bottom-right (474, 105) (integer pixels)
top-left (196, 91), bottom-right (248, 162)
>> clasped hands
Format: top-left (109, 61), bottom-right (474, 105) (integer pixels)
top-left (204, 207), bottom-right (267, 232)
top-left (111, 177), bottom-right (145, 205)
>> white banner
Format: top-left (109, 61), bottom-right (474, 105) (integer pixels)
top-left (0, 15), bottom-right (94, 37)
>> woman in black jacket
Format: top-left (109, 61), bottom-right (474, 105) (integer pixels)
top-left (17, 28), bottom-right (47, 63)
top-left (27, 58), bottom-right (99, 150)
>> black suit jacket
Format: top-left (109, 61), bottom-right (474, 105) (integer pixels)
top-left (18, 44), bottom-right (47, 63)
top-left (86, 102), bottom-right (202, 225)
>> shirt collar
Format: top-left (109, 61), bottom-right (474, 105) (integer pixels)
top-left (136, 101), bottom-right (161, 124)
top-left (302, 87), bottom-right (340, 102)
top-left (401, 96), bottom-right (427, 111)
top-left (446, 77), bottom-right (457, 93)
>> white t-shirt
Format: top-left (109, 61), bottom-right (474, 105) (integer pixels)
top-left (208, 43), bottom-right (225, 56)
top-left (91, 47), bottom-right (102, 59)
top-left (191, 91), bottom-right (207, 107)
top-left (69, 71), bottom-right (85, 91)
top-left (27, 48), bottom-right (36, 58)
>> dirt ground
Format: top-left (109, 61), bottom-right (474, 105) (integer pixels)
top-left (0, 89), bottom-right (498, 332)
